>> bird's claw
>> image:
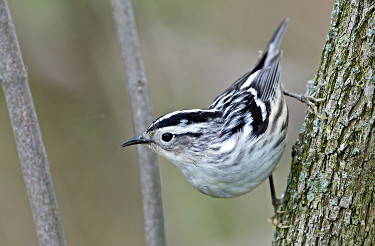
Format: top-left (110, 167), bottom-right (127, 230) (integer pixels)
top-left (269, 211), bottom-right (289, 229)
top-left (270, 194), bottom-right (289, 229)
top-left (282, 89), bottom-right (327, 120)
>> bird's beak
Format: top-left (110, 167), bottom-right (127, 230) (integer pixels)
top-left (121, 135), bottom-right (149, 147)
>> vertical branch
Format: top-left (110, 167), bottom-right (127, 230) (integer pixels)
top-left (111, 1), bottom-right (166, 246)
top-left (0, 1), bottom-right (66, 246)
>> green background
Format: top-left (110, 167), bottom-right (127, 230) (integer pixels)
top-left (1, 0), bottom-right (333, 245)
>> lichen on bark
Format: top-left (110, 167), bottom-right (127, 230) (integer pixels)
top-left (273, 0), bottom-right (375, 245)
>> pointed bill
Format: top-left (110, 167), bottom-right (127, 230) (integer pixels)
top-left (121, 135), bottom-right (149, 147)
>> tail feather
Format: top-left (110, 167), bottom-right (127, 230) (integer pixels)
top-left (233, 18), bottom-right (289, 88)
top-left (213, 18), bottom-right (289, 107)
top-left (265, 17), bottom-right (289, 66)
top-left (244, 18), bottom-right (288, 101)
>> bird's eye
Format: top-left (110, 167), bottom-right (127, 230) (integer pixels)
top-left (161, 133), bottom-right (174, 142)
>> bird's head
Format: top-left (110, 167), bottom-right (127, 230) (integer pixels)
top-left (122, 109), bottom-right (223, 166)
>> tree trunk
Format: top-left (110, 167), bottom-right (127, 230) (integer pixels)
top-left (273, 0), bottom-right (375, 245)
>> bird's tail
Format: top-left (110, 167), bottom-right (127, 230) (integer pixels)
top-left (265, 17), bottom-right (289, 66)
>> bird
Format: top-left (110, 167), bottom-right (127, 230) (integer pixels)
top-left (122, 18), bottom-right (289, 211)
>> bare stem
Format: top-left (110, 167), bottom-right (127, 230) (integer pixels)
top-left (0, 1), bottom-right (66, 246)
top-left (111, 0), bottom-right (166, 246)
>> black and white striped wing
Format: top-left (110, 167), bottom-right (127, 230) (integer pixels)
top-left (209, 18), bottom-right (287, 139)
top-left (214, 58), bottom-right (281, 139)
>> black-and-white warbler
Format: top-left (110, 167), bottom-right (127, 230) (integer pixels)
top-left (122, 18), bottom-right (290, 209)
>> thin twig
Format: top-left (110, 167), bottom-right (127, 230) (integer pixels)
top-left (111, 0), bottom-right (166, 246)
top-left (0, 1), bottom-right (67, 246)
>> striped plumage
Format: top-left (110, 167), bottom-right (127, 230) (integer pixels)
top-left (122, 18), bottom-right (289, 198)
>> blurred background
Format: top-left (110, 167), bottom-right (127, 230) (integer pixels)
top-left (1, 0), bottom-right (333, 245)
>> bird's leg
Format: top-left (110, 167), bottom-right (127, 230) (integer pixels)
top-left (269, 175), bottom-right (282, 212)
top-left (268, 175), bottom-right (288, 229)
top-left (282, 80), bottom-right (327, 120)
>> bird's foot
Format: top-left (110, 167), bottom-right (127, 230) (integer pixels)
top-left (269, 193), bottom-right (289, 229)
top-left (270, 212), bottom-right (289, 229)
top-left (282, 89), bottom-right (327, 120)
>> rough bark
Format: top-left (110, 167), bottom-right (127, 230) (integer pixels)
top-left (0, 1), bottom-right (67, 245)
top-left (273, 1), bottom-right (375, 245)
top-left (111, 1), bottom-right (166, 246)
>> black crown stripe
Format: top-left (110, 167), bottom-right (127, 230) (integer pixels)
top-left (148, 110), bottom-right (222, 131)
